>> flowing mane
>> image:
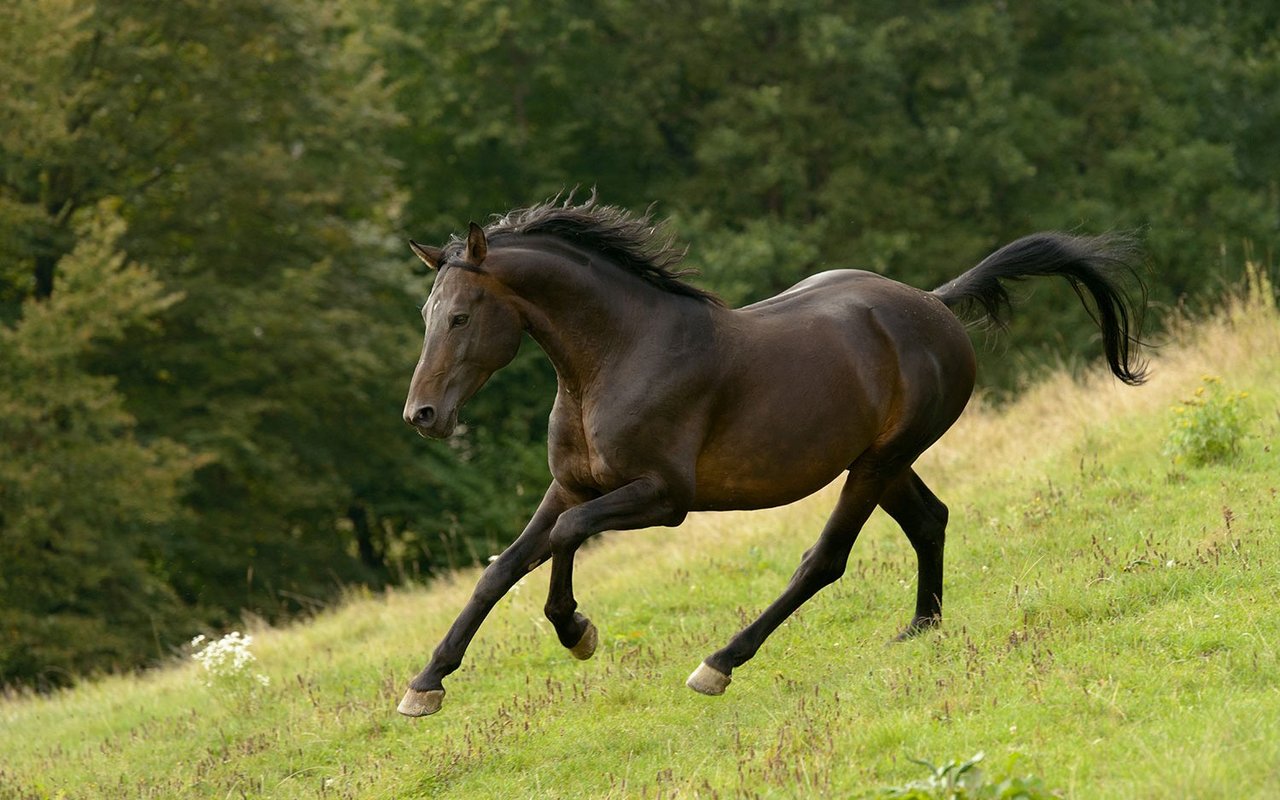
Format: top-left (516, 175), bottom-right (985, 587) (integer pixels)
top-left (470, 194), bottom-right (725, 306)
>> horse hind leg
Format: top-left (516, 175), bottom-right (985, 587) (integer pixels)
top-left (878, 467), bottom-right (948, 640)
top-left (687, 464), bottom-right (887, 696)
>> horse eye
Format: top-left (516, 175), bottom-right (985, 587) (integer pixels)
top-left (450, 313), bottom-right (470, 329)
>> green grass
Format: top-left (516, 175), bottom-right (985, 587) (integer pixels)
top-left (3, 294), bottom-right (1279, 799)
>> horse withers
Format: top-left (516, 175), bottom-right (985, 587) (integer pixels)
top-left (396, 196), bottom-right (1145, 716)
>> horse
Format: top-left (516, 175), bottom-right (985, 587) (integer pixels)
top-left (396, 195), bottom-right (1145, 717)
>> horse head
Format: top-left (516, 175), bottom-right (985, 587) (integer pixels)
top-left (403, 223), bottom-right (523, 438)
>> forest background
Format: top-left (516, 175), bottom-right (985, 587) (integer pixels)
top-left (1, 0), bottom-right (1276, 688)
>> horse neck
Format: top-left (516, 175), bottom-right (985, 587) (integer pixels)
top-left (491, 243), bottom-right (698, 392)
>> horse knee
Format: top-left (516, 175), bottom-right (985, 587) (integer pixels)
top-left (548, 528), bottom-right (577, 553)
top-left (548, 509), bottom-right (591, 552)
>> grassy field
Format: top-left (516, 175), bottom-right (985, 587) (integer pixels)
top-left (3, 289), bottom-right (1278, 799)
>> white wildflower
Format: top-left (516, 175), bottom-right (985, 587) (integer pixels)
top-left (190, 631), bottom-right (270, 689)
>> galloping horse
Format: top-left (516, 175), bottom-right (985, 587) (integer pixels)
top-left (397, 195), bottom-right (1145, 716)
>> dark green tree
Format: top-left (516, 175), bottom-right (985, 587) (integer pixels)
top-left (0, 204), bottom-right (197, 687)
top-left (2, 0), bottom-right (1277, 687)
top-left (0, 0), bottom-right (445, 683)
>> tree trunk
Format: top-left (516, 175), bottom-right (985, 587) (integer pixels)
top-left (34, 253), bottom-right (56, 300)
top-left (348, 504), bottom-right (384, 573)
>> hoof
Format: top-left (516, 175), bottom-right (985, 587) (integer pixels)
top-left (893, 616), bottom-right (940, 642)
top-left (397, 688), bottom-right (444, 717)
top-left (686, 662), bottom-right (731, 696)
top-left (570, 619), bottom-right (598, 660)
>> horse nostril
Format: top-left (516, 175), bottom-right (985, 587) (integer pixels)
top-left (410, 405), bottom-right (436, 428)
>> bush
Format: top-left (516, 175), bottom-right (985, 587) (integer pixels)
top-left (1163, 376), bottom-right (1252, 466)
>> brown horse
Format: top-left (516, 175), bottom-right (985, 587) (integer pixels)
top-left (397, 195), bottom-right (1145, 717)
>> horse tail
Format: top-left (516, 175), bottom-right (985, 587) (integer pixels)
top-left (931, 232), bottom-right (1148, 385)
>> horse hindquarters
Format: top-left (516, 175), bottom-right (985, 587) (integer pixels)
top-left (688, 291), bottom-right (974, 693)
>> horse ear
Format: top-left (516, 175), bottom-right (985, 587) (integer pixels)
top-left (409, 240), bottom-right (443, 271)
top-left (464, 221), bottom-right (488, 265)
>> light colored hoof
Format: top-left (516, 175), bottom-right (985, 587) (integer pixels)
top-left (397, 688), bottom-right (444, 717)
top-left (570, 619), bottom-right (598, 660)
top-left (686, 662), bottom-right (731, 696)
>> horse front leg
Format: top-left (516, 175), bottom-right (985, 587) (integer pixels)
top-left (398, 483), bottom-right (573, 717)
top-left (542, 476), bottom-right (688, 661)
top-left (687, 467), bottom-right (886, 696)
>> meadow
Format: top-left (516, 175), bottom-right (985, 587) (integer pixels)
top-left (2, 289), bottom-right (1278, 799)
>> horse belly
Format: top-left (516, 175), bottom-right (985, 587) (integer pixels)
top-left (691, 456), bottom-right (852, 511)
top-left (690, 374), bottom-right (880, 511)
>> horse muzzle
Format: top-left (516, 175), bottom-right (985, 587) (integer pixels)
top-left (404, 403), bottom-right (458, 438)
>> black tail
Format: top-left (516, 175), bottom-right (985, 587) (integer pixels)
top-left (932, 232), bottom-right (1148, 385)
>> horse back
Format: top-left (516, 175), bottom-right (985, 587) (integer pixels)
top-left (690, 271), bottom-right (975, 510)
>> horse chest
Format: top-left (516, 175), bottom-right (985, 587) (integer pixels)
top-left (547, 396), bottom-right (636, 493)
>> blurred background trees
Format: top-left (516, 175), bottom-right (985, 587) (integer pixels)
top-left (2, 0), bottom-right (1275, 686)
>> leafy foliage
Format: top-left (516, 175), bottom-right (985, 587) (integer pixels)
top-left (0, 204), bottom-right (197, 687)
top-left (1164, 376), bottom-right (1254, 466)
top-left (2, 0), bottom-right (1279, 686)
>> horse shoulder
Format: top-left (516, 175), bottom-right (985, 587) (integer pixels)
top-left (547, 362), bottom-right (713, 499)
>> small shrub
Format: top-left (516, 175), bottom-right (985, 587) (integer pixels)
top-left (1163, 376), bottom-right (1252, 466)
top-left (880, 752), bottom-right (1061, 799)
top-left (190, 631), bottom-right (270, 691)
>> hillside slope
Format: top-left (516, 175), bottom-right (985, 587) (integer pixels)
top-left (3, 289), bottom-right (1278, 799)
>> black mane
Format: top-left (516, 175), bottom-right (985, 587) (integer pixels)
top-left (463, 193), bottom-right (724, 306)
